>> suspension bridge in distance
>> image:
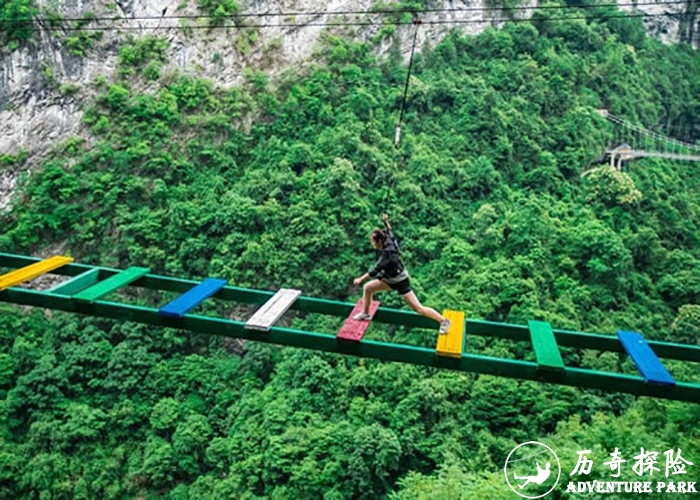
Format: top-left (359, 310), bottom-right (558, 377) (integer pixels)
top-left (1, 252), bottom-right (699, 404)
top-left (597, 110), bottom-right (700, 169)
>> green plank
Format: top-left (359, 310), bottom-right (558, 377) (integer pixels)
top-left (48, 268), bottom-right (100, 296)
top-left (528, 320), bottom-right (565, 371)
top-left (73, 267), bottom-right (150, 303)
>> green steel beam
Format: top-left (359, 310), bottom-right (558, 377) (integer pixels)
top-left (2, 253), bottom-right (699, 364)
top-left (1, 286), bottom-right (699, 404)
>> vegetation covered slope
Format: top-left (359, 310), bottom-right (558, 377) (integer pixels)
top-left (0, 7), bottom-right (699, 499)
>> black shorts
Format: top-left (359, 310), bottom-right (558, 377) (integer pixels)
top-left (385, 277), bottom-right (411, 296)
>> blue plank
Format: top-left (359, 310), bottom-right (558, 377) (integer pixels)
top-left (159, 278), bottom-right (227, 318)
top-left (617, 330), bottom-right (676, 386)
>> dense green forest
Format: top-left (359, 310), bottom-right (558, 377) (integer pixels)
top-left (1, 3), bottom-right (699, 498)
top-left (0, 0), bottom-right (36, 49)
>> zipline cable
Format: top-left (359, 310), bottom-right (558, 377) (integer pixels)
top-left (395, 18), bottom-right (421, 149)
top-left (384, 17), bottom-right (421, 213)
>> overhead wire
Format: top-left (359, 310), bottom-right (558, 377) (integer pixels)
top-left (0, 12), bottom-right (694, 34)
top-left (0, 1), bottom-right (698, 32)
top-left (0, 0), bottom-right (695, 26)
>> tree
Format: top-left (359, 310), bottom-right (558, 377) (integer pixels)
top-left (348, 424), bottom-right (402, 498)
top-left (671, 305), bottom-right (700, 345)
top-left (0, 0), bottom-right (37, 48)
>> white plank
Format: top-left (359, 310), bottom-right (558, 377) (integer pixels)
top-left (245, 288), bottom-right (301, 331)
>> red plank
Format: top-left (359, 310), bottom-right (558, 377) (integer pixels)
top-left (337, 300), bottom-right (380, 342)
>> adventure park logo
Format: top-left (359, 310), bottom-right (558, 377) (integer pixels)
top-left (504, 442), bottom-right (696, 497)
top-left (504, 442), bottom-right (561, 499)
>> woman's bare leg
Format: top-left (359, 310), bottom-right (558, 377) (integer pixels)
top-left (401, 291), bottom-right (446, 324)
top-left (363, 279), bottom-right (391, 314)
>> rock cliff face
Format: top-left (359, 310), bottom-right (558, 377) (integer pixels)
top-left (0, 0), bottom-right (697, 210)
top-left (0, 0), bottom-right (452, 157)
top-left (618, 0), bottom-right (699, 47)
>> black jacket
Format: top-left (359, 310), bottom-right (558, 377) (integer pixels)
top-left (368, 230), bottom-right (406, 282)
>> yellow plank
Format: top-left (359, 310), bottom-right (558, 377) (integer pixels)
top-left (0, 256), bottom-right (74, 291)
top-left (436, 309), bottom-right (465, 358)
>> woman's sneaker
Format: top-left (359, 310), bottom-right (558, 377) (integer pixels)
top-left (353, 312), bottom-right (372, 321)
top-left (439, 319), bottom-right (451, 335)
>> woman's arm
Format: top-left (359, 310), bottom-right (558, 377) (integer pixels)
top-left (353, 272), bottom-right (370, 286)
top-left (383, 213), bottom-right (397, 243)
top-left (383, 213), bottom-right (391, 231)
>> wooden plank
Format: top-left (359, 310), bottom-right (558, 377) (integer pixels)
top-left (73, 267), bottom-right (150, 303)
top-left (337, 300), bottom-right (380, 342)
top-left (436, 310), bottom-right (465, 358)
top-left (528, 320), bottom-right (566, 371)
top-left (0, 256), bottom-right (73, 291)
top-left (159, 278), bottom-right (228, 318)
top-left (245, 288), bottom-right (302, 331)
top-left (618, 330), bottom-right (676, 385)
top-left (48, 268), bottom-right (100, 296)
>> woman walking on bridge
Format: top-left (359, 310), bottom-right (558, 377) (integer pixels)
top-left (353, 214), bottom-right (451, 334)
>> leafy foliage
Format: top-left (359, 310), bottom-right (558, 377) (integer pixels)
top-left (198, 0), bottom-right (239, 25)
top-left (0, 5), bottom-right (699, 498)
top-left (63, 12), bottom-right (103, 56)
top-left (118, 36), bottom-right (171, 79)
top-left (0, 0), bottom-right (37, 49)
